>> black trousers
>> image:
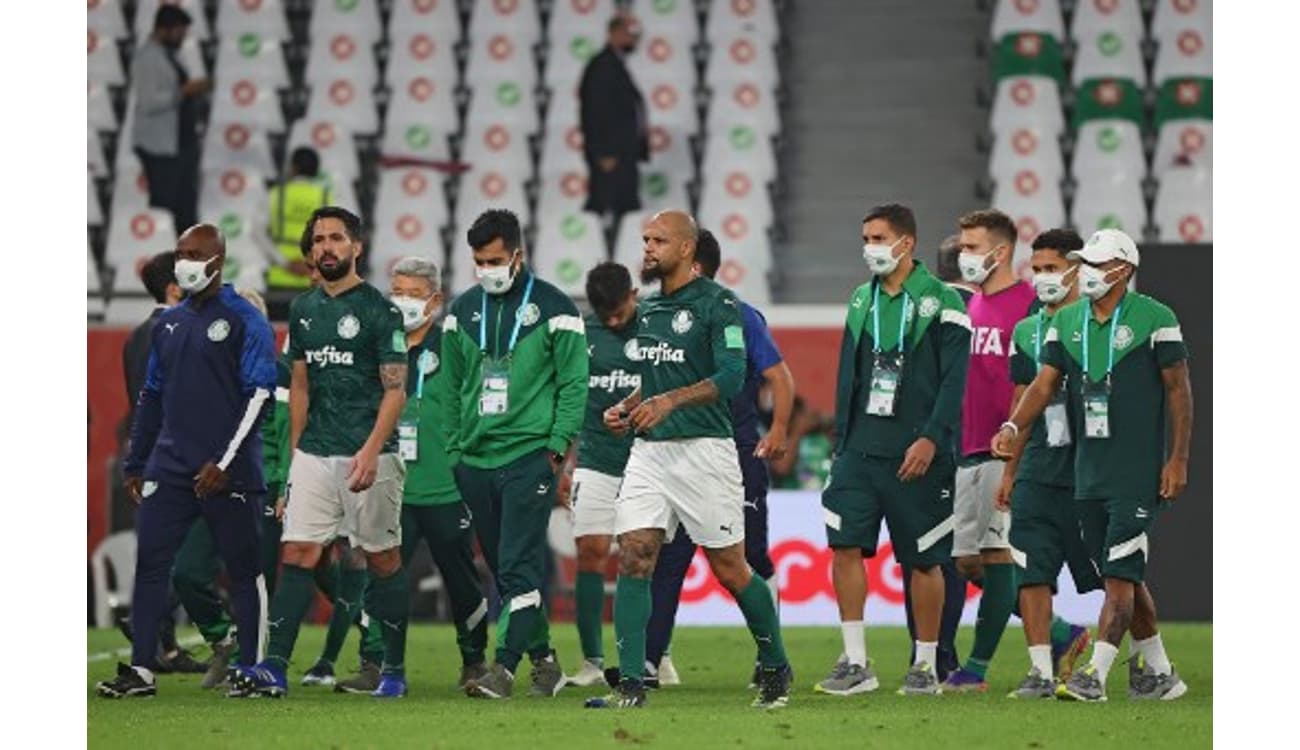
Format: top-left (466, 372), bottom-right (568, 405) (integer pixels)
top-left (135, 147), bottom-right (198, 232)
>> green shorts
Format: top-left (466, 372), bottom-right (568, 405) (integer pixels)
top-left (821, 451), bottom-right (955, 567)
top-left (1077, 495), bottom-right (1162, 584)
top-left (1009, 480), bottom-right (1103, 594)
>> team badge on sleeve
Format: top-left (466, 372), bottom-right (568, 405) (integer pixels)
top-left (338, 314), bottom-right (361, 339)
top-left (392, 331), bottom-right (408, 353)
top-left (724, 325), bottom-right (744, 348)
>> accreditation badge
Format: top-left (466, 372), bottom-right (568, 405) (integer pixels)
top-left (866, 352), bottom-right (904, 417)
top-left (478, 355), bottom-right (511, 416)
top-left (1082, 375), bottom-right (1111, 440)
top-left (1044, 378), bottom-right (1072, 447)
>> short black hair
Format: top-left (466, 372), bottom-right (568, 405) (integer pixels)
top-left (467, 209), bottom-right (522, 252)
top-left (609, 15), bottom-right (629, 33)
top-left (586, 262), bottom-right (633, 316)
top-left (695, 229), bottom-right (722, 280)
top-left (1031, 227), bottom-right (1084, 257)
top-left (290, 147), bottom-right (320, 177)
top-left (141, 250), bottom-right (177, 303)
top-left (958, 209), bottom-right (1018, 247)
top-left (935, 234), bottom-right (962, 283)
top-left (307, 206), bottom-right (363, 243)
top-left (154, 5), bottom-right (192, 30)
top-left (863, 203), bottom-right (917, 239)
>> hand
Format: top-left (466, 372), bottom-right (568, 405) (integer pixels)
top-left (598, 156), bottom-right (618, 172)
top-left (603, 404), bottom-right (631, 436)
top-left (556, 465), bottom-right (574, 509)
top-left (991, 425), bottom-right (1018, 459)
top-left (124, 475), bottom-right (144, 505)
top-left (1159, 457), bottom-right (1188, 500)
top-left (754, 426), bottom-right (788, 461)
top-left (897, 437), bottom-right (936, 482)
top-left (628, 395), bottom-right (674, 434)
top-left (193, 462), bottom-right (229, 499)
top-left (181, 78), bottom-right (211, 97)
top-left (347, 448), bottom-right (380, 492)
top-left (274, 496), bottom-right (286, 521)
top-left (994, 468), bottom-right (1014, 512)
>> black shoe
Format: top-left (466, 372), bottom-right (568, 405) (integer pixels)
top-left (96, 663), bottom-right (156, 698)
top-left (751, 664), bottom-right (792, 709)
top-left (584, 677), bottom-right (647, 709)
top-left (602, 665), bottom-right (659, 690)
top-left (157, 647), bottom-right (209, 674)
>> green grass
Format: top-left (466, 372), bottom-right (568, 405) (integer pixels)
top-left (88, 623), bottom-right (1211, 749)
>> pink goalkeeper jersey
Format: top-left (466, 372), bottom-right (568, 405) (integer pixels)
top-left (961, 280), bottom-right (1038, 457)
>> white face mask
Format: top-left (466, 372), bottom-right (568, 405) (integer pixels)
top-left (1032, 266), bottom-right (1077, 305)
top-left (1078, 264), bottom-right (1120, 300)
top-left (476, 253), bottom-right (520, 295)
top-left (391, 295), bottom-right (435, 332)
top-left (862, 238), bottom-right (903, 276)
top-left (174, 257), bottom-right (218, 294)
top-left (958, 249), bottom-right (1001, 285)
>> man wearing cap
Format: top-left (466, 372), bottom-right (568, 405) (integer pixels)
top-left (993, 229), bottom-right (1193, 702)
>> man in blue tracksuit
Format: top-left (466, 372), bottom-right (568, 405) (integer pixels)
top-left (96, 224), bottom-right (277, 698)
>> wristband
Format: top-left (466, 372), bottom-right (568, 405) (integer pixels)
top-left (999, 421), bottom-right (1019, 438)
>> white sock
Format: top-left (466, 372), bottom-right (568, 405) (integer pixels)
top-left (1028, 645), bottom-right (1053, 679)
top-left (132, 665), bottom-right (155, 684)
top-left (915, 641), bottom-right (938, 674)
top-left (1134, 634), bottom-right (1172, 675)
top-left (840, 621), bottom-right (867, 667)
top-left (1090, 641), bottom-right (1119, 683)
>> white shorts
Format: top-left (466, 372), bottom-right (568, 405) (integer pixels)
top-left (614, 437), bottom-right (744, 550)
top-left (282, 450), bottom-right (406, 553)
top-left (571, 468), bottom-right (622, 538)
top-left (953, 458), bottom-right (1011, 557)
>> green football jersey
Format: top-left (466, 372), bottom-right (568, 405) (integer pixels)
top-left (288, 282), bottom-right (407, 457)
top-left (632, 277), bottom-right (746, 441)
top-left (1041, 292), bottom-right (1189, 501)
top-left (577, 312), bottom-right (640, 475)
top-left (402, 326), bottom-right (460, 505)
top-left (1009, 309), bottom-right (1074, 489)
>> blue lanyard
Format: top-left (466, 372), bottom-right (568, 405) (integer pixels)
top-left (479, 273), bottom-right (534, 357)
top-left (414, 348), bottom-right (426, 401)
top-left (1033, 310), bottom-right (1045, 372)
top-left (871, 282), bottom-right (910, 354)
top-left (1082, 299), bottom-right (1123, 380)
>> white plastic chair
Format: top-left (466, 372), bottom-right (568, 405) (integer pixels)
top-left (992, 177), bottom-right (1067, 267)
top-left (214, 34), bottom-right (289, 89)
top-left (89, 173), bottom-right (104, 228)
top-left (91, 531), bottom-right (137, 628)
top-left (305, 31), bottom-right (379, 90)
top-left (466, 78), bottom-right (541, 132)
top-left (549, 0), bottom-right (616, 36)
top-left (539, 123), bottom-right (587, 177)
top-left (134, 0), bottom-right (211, 41)
top-left (468, 0), bottom-right (541, 43)
top-left (386, 30), bottom-right (460, 85)
top-left (88, 131), bottom-right (109, 178)
top-left (309, 0), bottom-right (382, 44)
top-left (88, 0), bottom-right (128, 39)
top-left (639, 169), bottom-right (690, 213)
top-left (703, 208), bottom-right (773, 270)
top-left (465, 31), bottom-right (540, 90)
top-left (545, 30), bottom-right (604, 91)
top-left (990, 75), bottom-right (1064, 136)
top-left (374, 167), bottom-right (450, 231)
top-left (1071, 30), bottom-right (1146, 87)
top-left (642, 77), bottom-right (700, 133)
top-left (1071, 119), bottom-right (1146, 182)
top-left (1152, 0), bottom-right (1212, 44)
top-left (1153, 166), bottom-right (1211, 243)
top-left (989, 126), bottom-right (1065, 186)
top-left (1152, 119), bottom-right (1212, 177)
top-left (88, 28), bottom-right (125, 86)
top-left (706, 0), bottom-right (779, 44)
top-left (106, 208), bottom-right (178, 287)
top-left (454, 170), bottom-right (532, 229)
top-left (287, 119), bottom-right (359, 181)
top-left (201, 121), bottom-right (276, 177)
top-left (1071, 172), bottom-right (1147, 237)
top-left (533, 211), bottom-right (608, 296)
top-left (702, 124), bottom-right (776, 184)
top-left (215, 213), bottom-right (272, 293)
top-left (388, 0), bottom-right (463, 43)
top-left (705, 33), bottom-right (779, 91)
top-left (211, 78), bottom-right (285, 133)
top-left (305, 78), bottom-right (379, 135)
top-left (89, 82), bottom-right (118, 133)
top-left (1070, 0), bottom-right (1144, 43)
top-left (459, 121), bottom-right (534, 179)
top-left (633, 0), bottom-right (700, 47)
top-left (990, 0), bottom-right (1064, 42)
top-left (370, 214), bottom-right (450, 285)
top-left (386, 73), bottom-right (460, 134)
top-left (706, 81), bottom-right (780, 137)
top-left (646, 125), bottom-right (694, 176)
top-left (199, 167), bottom-right (270, 227)
top-left (699, 170), bottom-right (772, 231)
top-left (628, 34), bottom-right (698, 91)
top-left (380, 116), bottom-right (454, 162)
top-left (110, 155), bottom-right (151, 214)
top-left (1153, 26), bottom-right (1213, 86)
top-left (536, 169), bottom-right (589, 220)
top-left (216, 0), bottom-right (290, 41)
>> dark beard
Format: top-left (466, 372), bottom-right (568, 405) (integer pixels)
top-left (318, 255), bottom-right (353, 282)
top-left (639, 263), bottom-right (664, 285)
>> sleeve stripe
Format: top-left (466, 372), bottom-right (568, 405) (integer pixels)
top-left (218, 388), bottom-right (270, 472)
top-left (548, 314), bottom-right (586, 334)
top-left (275, 386), bottom-right (290, 403)
top-left (1044, 327), bottom-right (1060, 343)
top-left (442, 314), bottom-right (458, 332)
top-left (1151, 326), bottom-right (1183, 343)
top-left (940, 309), bottom-right (972, 331)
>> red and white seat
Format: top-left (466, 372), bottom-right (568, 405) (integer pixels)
top-left (989, 126), bottom-right (1065, 187)
top-left (466, 78), bottom-right (541, 133)
top-left (309, 0), bottom-right (382, 44)
top-left (705, 33), bottom-right (779, 92)
top-left (634, 0), bottom-right (700, 47)
top-left (105, 208), bottom-right (178, 289)
top-left (1153, 25), bottom-right (1212, 86)
top-left (305, 78), bottom-right (379, 135)
top-left (706, 81), bottom-right (780, 137)
top-left (387, 30), bottom-right (460, 85)
top-left (202, 122), bottom-right (276, 177)
top-left (469, 0), bottom-right (542, 44)
top-left (87, 0), bottom-right (128, 40)
top-left (1153, 166), bottom-right (1211, 243)
top-left (460, 121), bottom-right (534, 178)
top-left (989, 0), bottom-right (1064, 42)
top-left (707, 0), bottom-right (780, 44)
top-left (533, 211), bottom-right (607, 297)
top-left (374, 167), bottom-right (450, 233)
top-left (88, 28), bottom-right (125, 86)
top-left (386, 73), bottom-right (460, 135)
top-left (537, 169), bottom-right (590, 219)
top-left (1071, 172), bottom-right (1147, 237)
top-left (539, 123), bottom-right (587, 177)
top-left (466, 31), bottom-right (539, 91)
top-left (1152, 120), bottom-right (1212, 177)
top-left (214, 34), bottom-right (289, 89)
top-left (388, 0), bottom-right (463, 43)
top-left (216, 0), bottom-right (290, 42)
top-left (455, 169), bottom-right (532, 230)
top-left (211, 78), bottom-right (285, 133)
top-left (198, 167), bottom-right (269, 227)
top-left (305, 31), bottom-right (379, 91)
top-left (287, 119), bottom-right (359, 182)
top-left (990, 76), bottom-right (1064, 136)
top-left (702, 125), bottom-right (776, 185)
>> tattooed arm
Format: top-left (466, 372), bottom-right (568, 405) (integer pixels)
top-left (347, 362), bottom-right (408, 492)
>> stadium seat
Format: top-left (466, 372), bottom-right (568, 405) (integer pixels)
top-left (89, 172), bottom-right (104, 228)
top-left (305, 78), bottom-right (379, 135)
top-left (214, 34), bottom-right (289, 89)
top-left (109, 156), bottom-right (151, 214)
top-left (386, 73), bottom-right (460, 135)
top-left (305, 31), bottom-right (379, 90)
top-left (211, 78), bottom-right (285, 133)
top-left (386, 30), bottom-right (460, 85)
top-left (990, 0), bottom-right (1064, 42)
top-left (1071, 31), bottom-right (1146, 87)
top-left (702, 124), bottom-right (777, 184)
top-left (990, 75), bottom-right (1064, 136)
top-left (545, 29), bottom-right (603, 92)
top-left (643, 77), bottom-right (701, 133)
top-left (465, 32), bottom-right (540, 91)
top-left (989, 126), bottom-right (1065, 187)
top-left (105, 208), bottom-right (178, 287)
top-left (309, 0), bottom-right (382, 44)
top-left (380, 117), bottom-right (454, 163)
top-left (1071, 77), bottom-right (1143, 128)
top-left (460, 122), bottom-right (533, 178)
top-left (1071, 119), bottom-right (1146, 182)
top-left (1071, 172), bottom-right (1147, 237)
top-left (1153, 26), bottom-right (1213, 87)
top-left (707, 81), bottom-right (780, 137)
top-left (533, 212), bottom-right (607, 297)
top-left (87, 0), bottom-right (128, 40)
top-left (105, 295), bottom-right (164, 323)
top-left (455, 169), bottom-right (531, 230)
top-left (287, 119), bottom-right (359, 181)
top-left (990, 33), bottom-right (1066, 85)
top-left (134, 0), bottom-right (211, 41)
top-left (1153, 165), bottom-right (1211, 243)
top-left (646, 126), bottom-right (695, 177)
top-left (469, 0), bottom-right (542, 43)
top-left (704, 33), bottom-right (779, 92)
top-left (466, 79), bottom-right (541, 132)
top-left (88, 131), bottom-right (109, 178)
top-left (88, 245), bottom-right (106, 318)
top-left (1154, 77), bottom-right (1212, 130)
top-left (1152, 119), bottom-right (1212, 177)
top-left (699, 170), bottom-right (773, 232)
top-left (714, 248), bottom-right (772, 305)
top-left (549, 0), bottom-right (616, 36)
top-left (708, 209), bottom-right (773, 272)
top-left (629, 34), bottom-right (698, 91)
top-left (539, 123), bottom-right (586, 177)
top-left (388, 0), bottom-right (463, 42)
top-left (992, 174), bottom-right (1067, 270)
top-left (544, 83), bottom-right (582, 134)
top-left (214, 214), bottom-right (272, 294)
top-left (374, 167), bottom-right (450, 232)
top-left (707, 0), bottom-right (779, 44)
top-left (198, 168), bottom-right (270, 227)
top-left (639, 169), bottom-right (690, 214)
top-left (216, 0), bottom-right (290, 42)
top-left (87, 28), bottom-right (125, 86)
top-left (202, 121), bottom-right (276, 177)
top-left (633, 0), bottom-right (700, 47)
top-left (537, 169), bottom-right (589, 220)
top-left (1152, 0), bottom-right (1212, 44)
top-left (88, 82), bottom-right (118, 133)
top-left (91, 531), bottom-right (136, 628)
top-left (370, 213), bottom-right (449, 287)
top-left (447, 225), bottom-right (481, 299)
top-left (1069, 0), bottom-right (1144, 43)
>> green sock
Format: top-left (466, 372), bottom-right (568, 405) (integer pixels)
top-left (365, 567), bottom-right (409, 676)
top-left (576, 572), bottom-right (606, 663)
top-left (735, 576), bottom-right (788, 668)
top-left (360, 610), bottom-right (384, 665)
top-left (319, 566), bottom-right (367, 665)
top-left (1049, 615), bottom-right (1074, 646)
top-left (613, 576), bottom-right (652, 681)
top-left (964, 562), bottom-right (1017, 679)
top-left (265, 565), bottom-right (317, 670)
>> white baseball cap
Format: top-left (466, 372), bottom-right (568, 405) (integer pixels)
top-left (1069, 228), bottom-right (1141, 267)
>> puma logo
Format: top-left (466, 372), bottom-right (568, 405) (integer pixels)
top-left (164, 323), bottom-right (178, 334)
top-left (720, 523), bottom-right (735, 535)
top-left (743, 499), bottom-right (758, 511)
top-left (268, 618), bottom-right (284, 630)
top-left (299, 318), bottom-right (311, 330)
top-left (459, 517), bottom-right (472, 530)
top-left (230, 492), bottom-right (247, 503)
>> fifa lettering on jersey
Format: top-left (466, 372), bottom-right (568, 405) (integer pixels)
top-left (970, 325), bottom-right (1006, 356)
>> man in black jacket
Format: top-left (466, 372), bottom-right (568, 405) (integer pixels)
top-left (579, 13), bottom-right (648, 248)
top-left (123, 252), bottom-right (182, 413)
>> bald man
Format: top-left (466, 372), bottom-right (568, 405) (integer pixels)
top-left (98, 224), bottom-right (278, 698)
top-left (588, 211), bottom-right (792, 710)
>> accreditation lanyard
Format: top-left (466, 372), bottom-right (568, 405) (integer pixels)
top-left (865, 283), bottom-right (910, 418)
top-left (1081, 299), bottom-right (1123, 382)
top-left (479, 273), bottom-right (534, 359)
top-left (1080, 300), bottom-right (1123, 440)
top-left (871, 282), bottom-right (911, 354)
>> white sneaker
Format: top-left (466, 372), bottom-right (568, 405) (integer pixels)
top-left (658, 655), bottom-right (681, 686)
top-left (566, 659), bottom-right (606, 687)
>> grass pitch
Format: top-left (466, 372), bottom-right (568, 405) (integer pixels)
top-left (88, 623), bottom-right (1210, 749)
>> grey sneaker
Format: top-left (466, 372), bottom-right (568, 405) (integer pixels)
top-left (897, 662), bottom-right (941, 695)
top-left (814, 658), bottom-right (879, 695)
top-left (529, 650), bottom-right (566, 697)
top-left (200, 638), bottom-right (236, 689)
top-left (1128, 657), bottom-right (1188, 701)
top-left (333, 661), bottom-right (381, 694)
top-left (466, 663), bottom-right (514, 699)
top-left (457, 661), bottom-right (489, 690)
top-left (1008, 667), bottom-right (1055, 699)
top-left (1056, 664), bottom-right (1107, 702)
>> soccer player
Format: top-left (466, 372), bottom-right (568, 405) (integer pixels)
top-left (235, 206), bottom-right (412, 699)
top-left (995, 228), bottom-right (1102, 698)
top-left (443, 209), bottom-right (588, 699)
top-left (642, 229), bottom-right (795, 689)
top-left (567, 262), bottom-right (641, 687)
top-left (994, 228), bottom-right (1192, 702)
top-left (96, 224), bottom-right (276, 698)
top-left (817, 203), bottom-right (967, 697)
top-left (388, 256), bottom-right (492, 689)
top-left (590, 210), bottom-right (791, 710)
